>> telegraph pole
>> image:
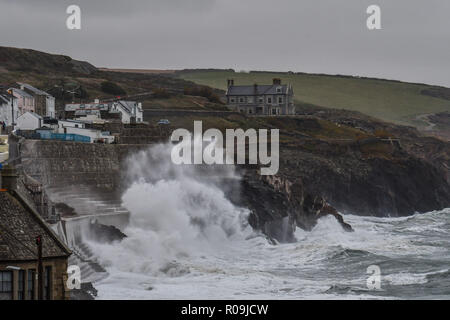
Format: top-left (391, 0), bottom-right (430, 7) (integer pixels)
top-left (36, 235), bottom-right (44, 300)
top-left (8, 90), bottom-right (14, 131)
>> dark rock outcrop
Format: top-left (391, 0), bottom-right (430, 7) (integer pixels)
top-left (231, 171), bottom-right (353, 243)
top-left (88, 220), bottom-right (127, 244)
top-left (70, 282), bottom-right (98, 300)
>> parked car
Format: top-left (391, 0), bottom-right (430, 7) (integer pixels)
top-left (157, 119), bottom-right (170, 125)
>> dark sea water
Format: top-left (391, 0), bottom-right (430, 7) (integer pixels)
top-left (91, 203), bottom-right (450, 299)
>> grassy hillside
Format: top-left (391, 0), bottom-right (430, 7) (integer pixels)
top-left (0, 47), bottom-right (225, 115)
top-left (176, 70), bottom-right (450, 127)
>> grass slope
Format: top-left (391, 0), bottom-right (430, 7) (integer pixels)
top-left (177, 70), bottom-right (450, 127)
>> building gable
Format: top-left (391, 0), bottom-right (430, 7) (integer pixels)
top-left (0, 191), bottom-right (71, 261)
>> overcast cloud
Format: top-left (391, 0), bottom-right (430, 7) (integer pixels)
top-left (0, 0), bottom-right (449, 86)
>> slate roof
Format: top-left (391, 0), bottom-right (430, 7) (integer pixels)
top-left (10, 88), bottom-right (33, 99)
top-left (17, 83), bottom-right (51, 97)
top-left (0, 94), bottom-right (9, 104)
top-left (227, 84), bottom-right (289, 96)
top-left (0, 191), bottom-right (71, 261)
top-left (117, 101), bottom-right (136, 114)
top-left (20, 111), bottom-right (43, 120)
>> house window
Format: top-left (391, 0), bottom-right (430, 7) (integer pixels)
top-left (248, 109), bottom-right (253, 114)
top-left (0, 271), bottom-right (13, 300)
top-left (267, 97), bottom-right (272, 104)
top-left (276, 87), bottom-right (282, 93)
top-left (258, 97), bottom-right (263, 103)
top-left (18, 270), bottom-right (25, 300)
top-left (230, 98), bottom-right (235, 103)
top-left (239, 97), bottom-right (245, 103)
top-left (44, 266), bottom-right (52, 300)
top-left (27, 270), bottom-right (35, 300)
top-left (272, 108), bottom-right (277, 115)
top-left (278, 97), bottom-right (283, 104)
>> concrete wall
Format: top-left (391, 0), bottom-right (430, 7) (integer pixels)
top-left (19, 139), bottom-right (148, 191)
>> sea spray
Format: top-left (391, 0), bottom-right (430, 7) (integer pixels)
top-left (89, 141), bottom-right (252, 275)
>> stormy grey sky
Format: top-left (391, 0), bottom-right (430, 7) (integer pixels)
top-left (0, 0), bottom-right (449, 86)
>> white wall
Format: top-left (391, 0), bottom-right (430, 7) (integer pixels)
top-left (0, 98), bottom-right (20, 127)
top-left (46, 96), bottom-right (56, 118)
top-left (16, 112), bottom-right (42, 130)
top-left (58, 120), bottom-right (86, 129)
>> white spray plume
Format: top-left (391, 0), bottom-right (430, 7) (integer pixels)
top-left (90, 141), bottom-right (251, 275)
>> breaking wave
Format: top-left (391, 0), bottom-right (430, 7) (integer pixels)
top-left (89, 142), bottom-right (252, 275)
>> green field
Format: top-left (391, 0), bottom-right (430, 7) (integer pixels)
top-left (177, 71), bottom-right (450, 127)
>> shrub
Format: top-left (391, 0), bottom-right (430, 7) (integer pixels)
top-left (101, 81), bottom-right (126, 96)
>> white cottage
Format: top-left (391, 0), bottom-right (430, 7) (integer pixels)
top-left (16, 112), bottom-right (43, 130)
top-left (110, 101), bottom-right (143, 124)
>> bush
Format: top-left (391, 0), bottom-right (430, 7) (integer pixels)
top-left (184, 86), bottom-right (223, 104)
top-left (75, 86), bottom-right (89, 99)
top-left (101, 81), bottom-right (126, 96)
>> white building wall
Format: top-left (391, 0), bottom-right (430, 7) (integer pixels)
top-left (16, 112), bottom-right (42, 130)
top-left (0, 98), bottom-right (19, 127)
top-left (58, 120), bottom-right (86, 129)
top-left (46, 96), bottom-right (56, 118)
top-left (111, 101), bottom-right (144, 124)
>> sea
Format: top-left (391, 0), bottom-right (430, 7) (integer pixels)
top-left (86, 143), bottom-right (450, 300)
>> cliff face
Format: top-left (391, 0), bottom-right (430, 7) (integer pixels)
top-left (277, 147), bottom-right (450, 217)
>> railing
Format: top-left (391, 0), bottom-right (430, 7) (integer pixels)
top-left (16, 130), bottom-right (91, 143)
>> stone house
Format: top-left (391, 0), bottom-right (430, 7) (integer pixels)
top-left (226, 78), bottom-right (295, 115)
top-left (18, 83), bottom-right (55, 118)
top-left (9, 88), bottom-right (35, 115)
top-left (0, 166), bottom-right (71, 300)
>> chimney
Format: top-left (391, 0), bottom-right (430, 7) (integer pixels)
top-left (227, 79), bottom-right (234, 88)
top-left (0, 164), bottom-right (19, 191)
top-left (273, 78), bottom-right (281, 85)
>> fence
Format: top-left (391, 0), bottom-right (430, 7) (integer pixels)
top-left (15, 130), bottom-right (91, 143)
